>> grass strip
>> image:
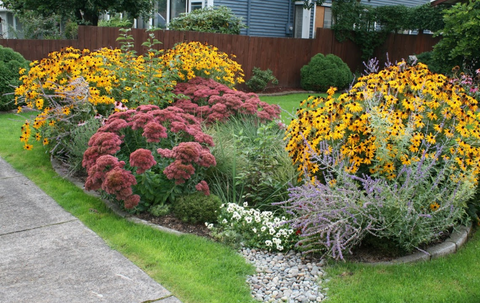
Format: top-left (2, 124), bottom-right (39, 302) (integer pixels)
top-left (0, 112), bottom-right (255, 303)
top-left (325, 230), bottom-right (480, 303)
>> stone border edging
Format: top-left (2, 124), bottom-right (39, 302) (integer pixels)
top-left (50, 158), bottom-right (185, 236)
top-left (371, 224), bottom-right (473, 265)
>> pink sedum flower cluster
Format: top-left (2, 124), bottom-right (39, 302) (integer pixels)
top-left (83, 104), bottom-right (216, 208)
top-left (158, 141), bottom-right (216, 188)
top-left (173, 77), bottom-right (281, 125)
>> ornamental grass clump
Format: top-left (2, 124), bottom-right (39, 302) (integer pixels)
top-left (82, 105), bottom-right (216, 211)
top-left (159, 41), bottom-right (244, 87)
top-left (172, 77), bottom-right (281, 125)
top-left (283, 62), bottom-right (480, 259)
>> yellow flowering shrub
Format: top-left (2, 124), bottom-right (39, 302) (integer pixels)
top-left (286, 62), bottom-right (480, 185)
top-left (282, 62), bottom-right (480, 256)
top-left (14, 47), bottom-right (123, 150)
top-left (159, 41), bottom-right (244, 87)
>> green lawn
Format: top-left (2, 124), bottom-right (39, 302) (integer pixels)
top-left (260, 93), bottom-right (318, 123)
top-left (0, 112), bottom-right (256, 303)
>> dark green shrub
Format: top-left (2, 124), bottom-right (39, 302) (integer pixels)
top-left (300, 53), bottom-right (352, 92)
top-left (65, 21), bottom-right (79, 39)
top-left (168, 6), bottom-right (246, 35)
top-left (415, 51), bottom-right (451, 75)
top-left (245, 67), bottom-right (279, 92)
top-left (0, 46), bottom-right (29, 111)
top-left (172, 192), bottom-right (222, 224)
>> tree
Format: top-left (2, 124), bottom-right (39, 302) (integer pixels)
top-left (2, 0), bottom-right (154, 26)
top-left (433, 0), bottom-right (480, 71)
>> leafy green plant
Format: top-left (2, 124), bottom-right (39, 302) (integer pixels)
top-left (173, 192), bottom-right (222, 224)
top-left (112, 28), bottom-right (179, 108)
top-left (168, 6), bottom-right (246, 35)
top-left (300, 53), bottom-right (352, 92)
top-left (245, 67), bottom-right (279, 92)
top-left (331, 1), bottom-right (444, 61)
top-left (64, 21), bottom-right (79, 39)
top-left (98, 16), bottom-right (133, 28)
top-left (415, 51), bottom-right (451, 75)
top-left (0, 46), bottom-right (29, 111)
top-left (148, 203), bottom-right (171, 217)
top-left (433, 0), bottom-right (480, 72)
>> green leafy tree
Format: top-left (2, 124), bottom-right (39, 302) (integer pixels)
top-left (408, 3), bottom-right (445, 34)
top-left (329, 0), bottom-right (444, 62)
top-left (2, 0), bottom-right (154, 26)
top-left (433, 0), bottom-right (480, 71)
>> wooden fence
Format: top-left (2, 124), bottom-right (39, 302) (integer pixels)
top-left (0, 26), bottom-right (440, 89)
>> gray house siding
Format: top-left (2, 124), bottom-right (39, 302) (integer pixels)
top-left (322, 0), bottom-right (431, 7)
top-left (214, 0), bottom-right (294, 37)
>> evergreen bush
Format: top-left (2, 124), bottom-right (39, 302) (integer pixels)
top-left (0, 46), bottom-right (29, 111)
top-left (245, 67), bottom-right (279, 92)
top-left (172, 192), bottom-right (222, 224)
top-left (300, 53), bottom-right (352, 92)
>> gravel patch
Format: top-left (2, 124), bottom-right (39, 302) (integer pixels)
top-left (240, 248), bottom-right (328, 303)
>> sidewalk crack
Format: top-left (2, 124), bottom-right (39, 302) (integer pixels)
top-left (0, 219), bottom-right (78, 237)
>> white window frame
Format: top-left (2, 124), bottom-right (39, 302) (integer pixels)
top-left (294, 1), bottom-right (312, 39)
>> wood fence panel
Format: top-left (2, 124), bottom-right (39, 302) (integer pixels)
top-left (0, 26), bottom-right (441, 89)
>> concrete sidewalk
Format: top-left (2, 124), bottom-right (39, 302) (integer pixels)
top-left (0, 157), bottom-right (181, 303)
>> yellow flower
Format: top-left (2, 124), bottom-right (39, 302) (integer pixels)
top-left (23, 144), bottom-right (33, 150)
top-left (430, 202), bottom-right (440, 212)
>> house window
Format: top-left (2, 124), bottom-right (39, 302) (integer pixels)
top-left (170, 0), bottom-right (187, 19)
top-left (191, 1), bottom-right (203, 11)
top-left (294, 2), bottom-right (311, 38)
top-left (323, 7), bottom-right (332, 28)
top-left (154, 0), bottom-right (167, 28)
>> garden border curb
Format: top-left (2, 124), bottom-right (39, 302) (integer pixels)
top-left (370, 224), bottom-right (473, 266)
top-left (50, 158), bottom-right (185, 236)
